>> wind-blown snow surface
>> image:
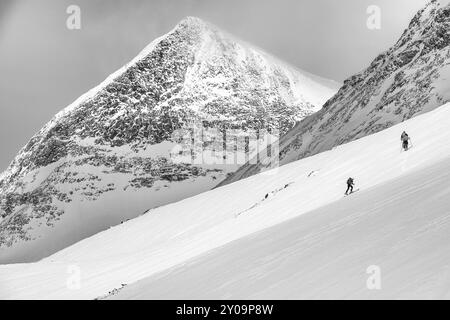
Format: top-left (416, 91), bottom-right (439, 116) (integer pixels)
top-left (111, 159), bottom-right (450, 299)
top-left (0, 103), bottom-right (449, 300)
top-left (0, 17), bottom-right (338, 264)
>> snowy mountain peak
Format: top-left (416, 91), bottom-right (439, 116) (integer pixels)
top-left (395, 0), bottom-right (449, 50)
top-left (0, 17), bottom-right (338, 263)
top-left (176, 16), bottom-right (210, 29)
top-left (166, 16), bottom-right (214, 41)
top-left (410, 0), bottom-right (439, 25)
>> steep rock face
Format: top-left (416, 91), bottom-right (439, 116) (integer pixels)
top-left (220, 0), bottom-right (450, 185)
top-left (0, 17), bottom-right (338, 263)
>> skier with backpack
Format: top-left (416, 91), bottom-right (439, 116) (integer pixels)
top-left (401, 131), bottom-right (411, 151)
top-left (345, 177), bottom-right (355, 195)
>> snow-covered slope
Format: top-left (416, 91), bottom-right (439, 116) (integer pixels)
top-left (110, 158), bottom-right (450, 300)
top-left (0, 17), bottom-right (338, 264)
top-left (1, 102), bottom-right (449, 300)
top-left (219, 0), bottom-right (450, 185)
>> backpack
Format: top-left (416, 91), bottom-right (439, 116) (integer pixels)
top-left (401, 132), bottom-right (409, 141)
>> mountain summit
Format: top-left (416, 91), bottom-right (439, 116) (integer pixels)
top-left (0, 17), bottom-right (338, 263)
top-left (221, 0), bottom-right (450, 184)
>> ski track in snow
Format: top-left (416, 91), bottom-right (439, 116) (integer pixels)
top-left (235, 182), bottom-right (295, 217)
top-left (0, 103), bottom-right (450, 299)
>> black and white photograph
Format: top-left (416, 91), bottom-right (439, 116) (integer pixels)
top-left (0, 0), bottom-right (450, 304)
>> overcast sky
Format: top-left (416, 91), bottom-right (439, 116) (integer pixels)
top-left (0, 0), bottom-right (448, 171)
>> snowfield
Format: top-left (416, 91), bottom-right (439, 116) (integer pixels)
top-left (0, 102), bottom-right (449, 299)
top-left (112, 158), bottom-right (450, 299)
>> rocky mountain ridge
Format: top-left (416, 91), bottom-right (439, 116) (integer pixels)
top-left (220, 0), bottom-right (450, 185)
